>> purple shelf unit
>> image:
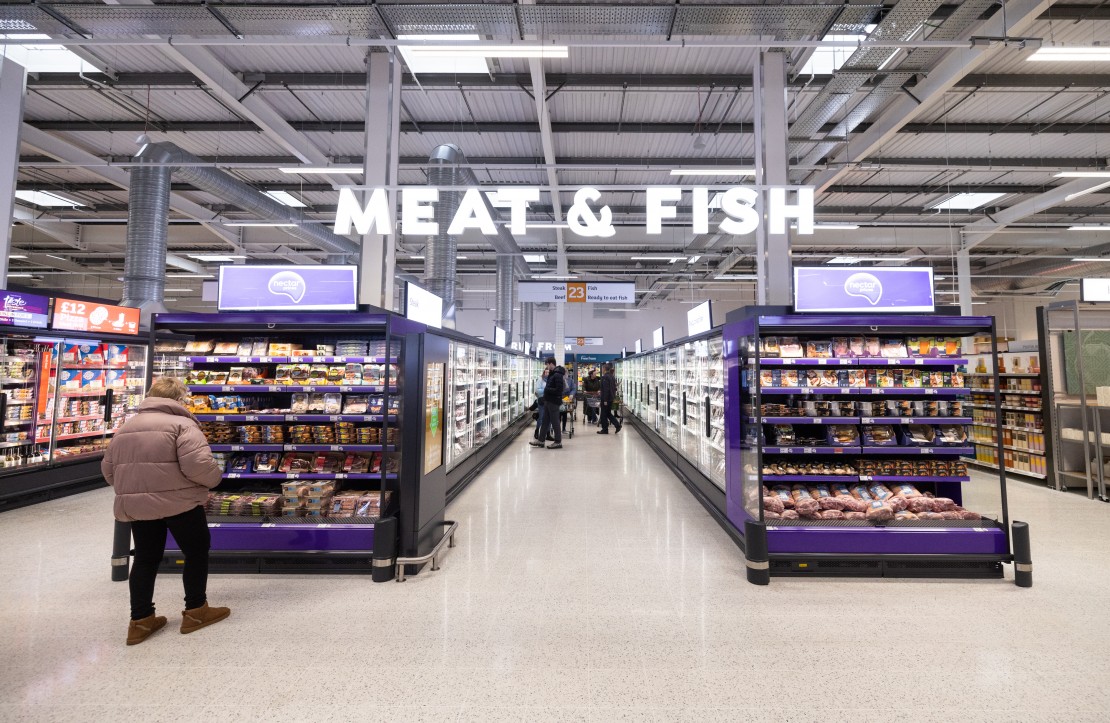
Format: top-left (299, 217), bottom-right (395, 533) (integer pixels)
top-left (764, 475), bottom-right (858, 483)
top-left (186, 356), bottom-right (397, 364)
top-left (759, 357), bottom-right (967, 367)
top-left (194, 414), bottom-right (397, 423)
top-left (724, 311), bottom-right (1012, 568)
top-left (169, 523), bottom-right (375, 552)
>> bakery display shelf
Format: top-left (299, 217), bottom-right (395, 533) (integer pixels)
top-left (212, 443), bottom-right (394, 453)
top-left (860, 475), bottom-right (971, 483)
top-left (54, 429), bottom-right (115, 442)
top-left (0, 440), bottom-right (38, 449)
top-left (764, 445), bottom-right (857, 454)
top-left (861, 417), bottom-right (973, 425)
top-left (185, 356), bottom-right (397, 364)
top-left (761, 387), bottom-right (970, 396)
top-left (759, 358), bottom-right (967, 367)
top-left (962, 457), bottom-right (1047, 479)
top-left (968, 372), bottom-right (1040, 378)
top-left (972, 423), bottom-right (1044, 433)
top-left (970, 388), bottom-right (1041, 396)
top-left (55, 414), bottom-right (105, 424)
top-left (859, 445), bottom-right (974, 455)
top-left (187, 385), bottom-right (397, 393)
top-left (754, 416), bottom-right (860, 424)
top-left (194, 414), bottom-right (397, 423)
top-left (764, 474), bottom-right (858, 483)
top-left (966, 403), bottom-right (1040, 411)
top-left (222, 472), bottom-right (396, 480)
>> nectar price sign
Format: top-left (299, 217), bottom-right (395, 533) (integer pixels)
top-left (51, 298), bottom-right (141, 336)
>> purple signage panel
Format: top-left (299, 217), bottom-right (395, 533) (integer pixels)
top-left (218, 265), bottom-right (358, 311)
top-left (794, 267), bottom-right (934, 313)
top-left (0, 289), bottom-right (50, 329)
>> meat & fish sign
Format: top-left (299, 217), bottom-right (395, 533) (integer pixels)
top-left (332, 185), bottom-right (815, 237)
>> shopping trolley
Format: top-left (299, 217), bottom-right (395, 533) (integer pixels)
top-left (561, 393), bottom-right (576, 439)
top-left (585, 393), bottom-right (601, 425)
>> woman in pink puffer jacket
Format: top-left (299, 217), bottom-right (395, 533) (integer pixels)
top-left (102, 377), bottom-right (230, 645)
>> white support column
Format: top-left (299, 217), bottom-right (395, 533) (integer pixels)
top-left (957, 248), bottom-right (973, 317)
top-left (0, 59), bottom-right (26, 285)
top-left (753, 51), bottom-right (792, 306)
top-left (359, 50), bottom-right (401, 308)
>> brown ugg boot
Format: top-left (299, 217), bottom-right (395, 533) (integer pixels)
top-left (180, 602), bottom-right (231, 634)
top-left (127, 614), bottom-right (167, 646)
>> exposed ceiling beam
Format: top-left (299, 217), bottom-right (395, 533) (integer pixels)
top-left (807, 0), bottom-right (1057, 193)
top-left (960, 177), bottom-right (1110, 250)
top-left (27, 71), bottom-right (1110, 91)
top-left (12, 206), bottom-right (82, 247)
top-left (19, 124), bottom-right (237, 246)
top-left (28, 120), bottom-right (1110, 136)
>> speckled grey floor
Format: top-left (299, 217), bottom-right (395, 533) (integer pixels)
top-left (2, 422), bottom-right (1109, 722)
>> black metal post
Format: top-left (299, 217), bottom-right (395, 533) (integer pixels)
top-left (111, 520), bottom-right (131, 581)
top-left (744, 519), bottom-right (770, 585)
top-left (1012, 520), bottom-right (1032, 588)
top-left (372, 515), bottom-right (397, 582)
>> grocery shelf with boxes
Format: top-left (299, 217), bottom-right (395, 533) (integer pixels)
top-left (726, 310), bottom-right (1015, 580)
top-left (149, 311), bottom-right (538, 576)
top-left (963, 344), bottom-right (1051, 482)
top-left (0, 315), bottom-right (148, 509)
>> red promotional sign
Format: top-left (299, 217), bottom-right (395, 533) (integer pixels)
top-left (51, 297), bottom-right (141, 336)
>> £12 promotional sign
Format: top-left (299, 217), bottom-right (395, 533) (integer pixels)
top-left (51, 298), bottom-right (141, 335)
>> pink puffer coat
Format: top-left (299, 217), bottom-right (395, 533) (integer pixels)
top-left (102, 397), bottom-right (222, 521)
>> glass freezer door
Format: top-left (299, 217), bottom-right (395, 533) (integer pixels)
top-left (0, 337), bottom-right (52, 471)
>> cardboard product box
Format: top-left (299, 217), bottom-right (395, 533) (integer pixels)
top-left (59, 369), bottom-right (82, 391)
top-left (80, 370), bottom-right (105, 390)
top-left (106, 369), bottom-right (128, 389)
top-left (106, 344), bottom-right (129, 366)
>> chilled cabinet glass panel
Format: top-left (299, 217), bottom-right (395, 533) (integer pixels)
top-left (0, 337), bottom-right (53, 470)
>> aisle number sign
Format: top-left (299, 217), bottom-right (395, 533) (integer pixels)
top-left (518, 281), bottom-right (635, 304)
top-left (51, 298), bottom-right (140, 336)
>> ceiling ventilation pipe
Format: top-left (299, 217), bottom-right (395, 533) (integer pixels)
top-left (519, 301), bottom-right (535, 348)
top-left (973, 243), bottom-right (1110, 293)
top-left (424, 143), bottom-right (530, 322)
top-left (123, 136), bottom-right (360, 324)
top-left (495, 255), bottom-right (515, 343)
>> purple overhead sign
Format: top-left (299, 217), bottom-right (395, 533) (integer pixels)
top-left (793, 267), bottom-right (935, 313)
top-left (0, 289), bottom-right (50, 329)
top-left (218, 265), bottom-right (359, 311)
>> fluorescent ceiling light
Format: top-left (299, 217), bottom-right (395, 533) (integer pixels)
top-left (409, 255), bottom-right (426, 259)
top-left (14, 190), bottom-right (84, 207)
top-left (163, 288), bottom-right (194, 292)
top-left (261, 190), bottom-right (306, 208)
top-left (630, 256), bottom-right (684, 262)
top-left (523, 254), bottom-right (547, 263)
top-left (936, 276), bottom-right (947, 281)
top-left (1069, 226), bottom-right (1110, 231)
top-left (533, 274), bottom-right (578, 280)
top-left (687, 255), bottom-right (702, 264)
top-left (715, 274), bottom-right (758, 280)
top-left (1055, 171), bottom-right (1110, 178)
top-left (406, 45), bottom-right (568, 60)
top-left (457, 256), bottom-right (468, 260)
top-left (278, 166), bottom-right (363, 175)
top-left (397, 35), bottom-right (492, 75)
top-left (8, 254), bottom-right (26, 259)
top-left (929, 192), bottom-right (1006, 211)
top-left (223, 222), bottom-right (297, 227)
top-left (187, 254), bottom-right (247, 262)
top-left (669, 169), bottom-right (755, 177)
top-left (815, 223), bottom-right (860, 230)
top-left (167, 273), bottom-right (215, 278)
top-left (1072, 257), bottom-right (1109, 261)
top-left (1065, 181), bottom-right (1110, 202)
top-left (6, 273), bottom-right (35, 278)
top-left (827, 256), bottom-right (862, 264)
top-left (525, 223), bottom-right (569, 229)
top-left (0, 34), bottom-right (95, 74)
top-left (1029, 47), bottom-right (1110, 62)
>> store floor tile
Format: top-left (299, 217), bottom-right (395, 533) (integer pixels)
top-left (2, 424), bottom-right (1110, 721)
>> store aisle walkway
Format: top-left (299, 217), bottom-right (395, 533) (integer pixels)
top-left (3, 423), bottom-right (1110, 721)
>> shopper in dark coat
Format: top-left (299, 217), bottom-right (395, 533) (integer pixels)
top-left (531, 358), bottom-right (565, 448)
top-left (582, 369), bottom-right (601, 424)
top-left (598, 364), bottom-right (622, 434)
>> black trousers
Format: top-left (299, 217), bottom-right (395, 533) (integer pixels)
top-left (538, 400), bottom-right (562, 444)
top-left (129, 505), bottom-right (210, 620)
top-left (600, 400), bottom-right (621, 432)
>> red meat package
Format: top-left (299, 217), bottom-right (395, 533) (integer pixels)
top-left (790, 485), bottom-right (820, 518)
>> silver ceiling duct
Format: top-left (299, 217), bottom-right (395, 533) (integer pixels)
top-left (519, 301), bottom-right (535, 348)
top-left (974, 245), bottom-right (1110, 293)
top-left (424, 143), bottom-right (529, 320)
top-left (495, 255), bottom-right (515, 342)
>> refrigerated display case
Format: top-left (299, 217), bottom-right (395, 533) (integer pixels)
top-left (0, 330), bottom-right (148, 508)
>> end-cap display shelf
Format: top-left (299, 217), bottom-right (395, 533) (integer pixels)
top-left (962, 348), bottom-right (1051, 485)
top-left (726, 310), bottom-right (1016, 580)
